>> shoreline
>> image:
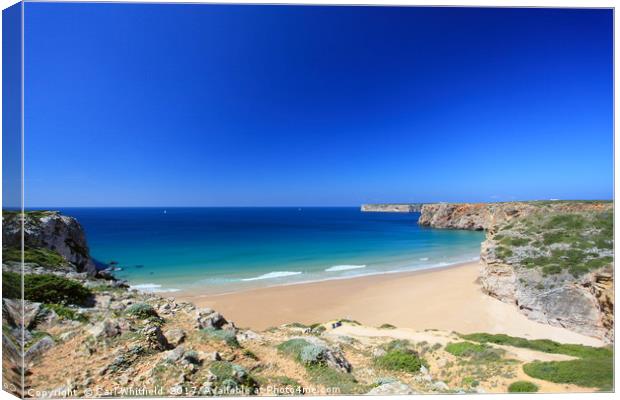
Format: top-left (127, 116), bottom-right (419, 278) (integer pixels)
top-left (174, 261), bottom-right (604, 346)
top-left (128, 255), bottom-right (482, 295)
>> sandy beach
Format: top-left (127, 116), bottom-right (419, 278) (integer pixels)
top-left (175, 261), bottom-right (603, 346)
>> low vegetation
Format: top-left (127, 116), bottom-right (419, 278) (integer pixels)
top-left (200, 327), bottom-right (240, 348)
top-left (460, 333), bottom-right (610, 359)
top-left (2, 271), bottom-right (21, 299)
top-left (277, 338), bottom-right (321, 365)
top-left (446, 341), bottom-right (505, 363)
top-left (305, 364), bottom-right (365, 394)
top-left (43, 303), bottom-right (89, 322)
top-left (494, 211), bottom-right (613, 277)
top-left (445, 342), bottom-right (488, 357)
top-left (374, 340), bottom-right (427, 373)
top-left (209, 361), bottom-right (258, 393)
top-left (508, 381), bottom-right (539, 392)
top-left (277, 338), bottom-right (366, 394)
top-left (126, 303), bottom-right (159, 319)
top-left (2, 272), bottom-right (92, 305)
top-left (3, 246), bottom-right (66, 268)
top-left (462, 333), bottom-right (613, 390)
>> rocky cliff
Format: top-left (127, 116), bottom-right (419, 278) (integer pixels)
top-left (417, 201), bottom-right (614, 342)
top-left (3, 211), bottom-right (97, 276)
top-left (418, 201), bottom-right (612, 231)
top-left (361, 204), bottom-right (424, 212)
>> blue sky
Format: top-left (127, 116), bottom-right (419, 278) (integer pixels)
top-left (3, 3), bottom-right (22, 209)
top-left (23, 4), bottom-right (612, 207)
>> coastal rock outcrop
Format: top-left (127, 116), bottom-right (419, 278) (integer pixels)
top-left (3, 211), bottom-right (97, 275)
top-left (478, 203), bottom-right (614, 342)
top-left (418, 201), bottom-right (611, 231)
top-left (361, 204), bottom-right (424, 212)
top-left (415, 201), bottom-right (615, 342)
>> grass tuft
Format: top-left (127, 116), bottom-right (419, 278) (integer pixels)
top-left (508, 381), bottom-right (539, 392)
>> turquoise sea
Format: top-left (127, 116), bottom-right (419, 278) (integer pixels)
top-left (55, 207), bottom-right (485, 294)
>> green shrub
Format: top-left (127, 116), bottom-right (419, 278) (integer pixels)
top-left (462, 376), bottom-right (479, 387)
top-left (209, 361), bottom-right (257, 391)
top-left (523, 358), bottom-right (612, 390)
top-left (278, 339), bottom-right (313, 359)
top-left (13, 273), bottom-right (92, 305)
top-left (379, 323), bottom-right (397, 329)
top-left (445, 342), bottom-right (487, 357)
top-left (459, 333), bottom-right (611, 359)
top-left (375, 349), bottom-right (425, 373)
top-left (338, 319), bottom-right (361, 325)
top-left (3, 246), bottom-right (65, 268)
top-left (286, 322), bottom-right (309, 329)
top-left (508, 381), bottom-right (538, 392)
top-left (2, 271), bottom-right (21, 299)
top-left (201, 328), bottom-right (240, 348)
top-left (384, 339), bottom-right (411, 352)
top-left (306, 364), bottom-right (365, 394)
top-left (44, 303), bottom-right (88, 322)
top-left (300, 344), bottom-right (326, 365)
top-left (445, 341), bottom-right (504, 362)
top-left (310, 322), bottom-right (327, 335)
top-left (278, 338), bottom-right (328, 367)
top-left (462, 332), bottom-right (613, 390)
top-left (126, 303), bottom-right (159, 319)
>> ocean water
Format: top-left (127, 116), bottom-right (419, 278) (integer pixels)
top-left (55, 207), bottom-right (485, 294)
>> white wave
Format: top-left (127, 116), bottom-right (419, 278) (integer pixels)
top-left (325, 264), bottom-right (367, 272)
top-left (419, 257), bottom-right (429, 261)
top-left (130, 283), bottom-right (180, 293)
top-left (241, 271), bottom-right (302, 281)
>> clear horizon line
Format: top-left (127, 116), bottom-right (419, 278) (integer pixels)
top-left (12, 198), bottom-right (614, 209)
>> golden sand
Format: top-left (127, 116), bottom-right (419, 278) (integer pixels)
top-left (175, 261), bottom-right (603, 346)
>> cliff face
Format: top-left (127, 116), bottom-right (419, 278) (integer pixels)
top-left (421, 202), bottom-right (614, 342)
top-left (361, 204), bottom-right (424, 212)
top-left (418, 201), bottom-right (612, 231)
top-left (3, 211), bottom-right (97, 276)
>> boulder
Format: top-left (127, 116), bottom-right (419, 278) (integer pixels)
top-left (367, 381), bottom-right (415, 395)
top-left (3, 299), bottom-right (43, 330)
top-left (164, 328), bottom-right (186, 347)
top-left (141, 325), bottom-right (169, 351)
top-left (163, 345), bottom-right (186, 363)
top-left (236, 330), bottom-right (262, 343)
top-left (25, 336), bottom-right (55, 364)
top-left (88, 320), bottom-right (121, 339)
top-left (196, 309), bottom-right (228, 330)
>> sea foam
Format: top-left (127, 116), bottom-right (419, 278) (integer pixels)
top-left (325, 264), bottom-right (367, 272)
top-left (130, 283), bottom-right (180, 293)
top-left (241, 271), bottom-right (302, 281)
